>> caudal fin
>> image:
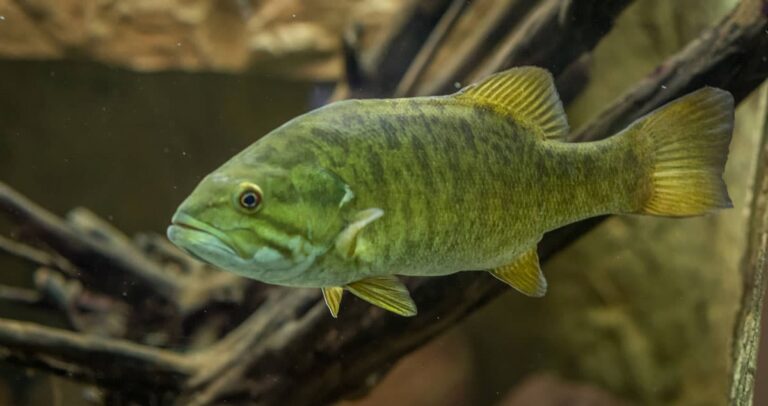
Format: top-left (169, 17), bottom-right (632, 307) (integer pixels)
top-left (628, 87), bottom-right (734, 216)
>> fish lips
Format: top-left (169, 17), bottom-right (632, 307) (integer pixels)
top-left (167, 212), bottom-right (322, 285)
top-left (167, 212), bottom-right (241, 261)
top-left (167, 213), bottom-right (300, 276)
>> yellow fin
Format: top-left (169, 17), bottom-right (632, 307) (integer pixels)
top-left (321, 287), bottom-right (344, 318)
top-left (456, 67), bottom-right (569, 141)
top-left (627, 87), bottom-right (734, 216)
top-left (347, 276), bottom-right (417, 317)
top-left (490, 247), bottom-right (547, 297)
top-left (335, 208), bottom-right (384, 258)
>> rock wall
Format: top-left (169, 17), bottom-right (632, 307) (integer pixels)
top-left (0, 0), bottom-right (406, 79)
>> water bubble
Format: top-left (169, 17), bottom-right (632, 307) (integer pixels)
top-left (177, 42), bottom-right (182, 47)
top-left (0, 16), bottom-right (5, 21)
top-left (292, 14), bottom-right (296, 18)
top-left (453, 81), bottom-right (461, 89)
top-left (182, 151), bottom-right (187, 156)
top-left (661, 85), bottom-right (667, 89)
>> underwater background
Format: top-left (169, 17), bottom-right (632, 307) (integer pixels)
top-left (0, 0), bottom-right (766, 404)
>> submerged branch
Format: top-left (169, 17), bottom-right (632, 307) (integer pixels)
top-left (572, 0), bottom-right (768, 142)
top-left (418, 0), bottom-right (634, 96)
top-left (729, 84), bottom-right (768, 405)
top-left (0, 317), bottom-right (194, 389)
top-left (0, 284), bottom-right (43, 307)
top-left (0, 0), bottom-right (765, 404)
top-left (0, 233), bottom-right (78, 277)
top-left (181, 1), bottom-right (768, 404)
top-left (0, 183), bottom-right (182, 301)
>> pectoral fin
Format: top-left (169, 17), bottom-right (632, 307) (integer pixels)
top-left (321, 287), bottom-right (344, 318)
top-left (347, 276), bottom-right (417, 317)
top-left (335, 208), bottom-right (384, 258)
top-left (490, 248), bottom-right (547, 297)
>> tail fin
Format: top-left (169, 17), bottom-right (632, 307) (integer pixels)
top-left (628, 87), bottom-right (734, 216)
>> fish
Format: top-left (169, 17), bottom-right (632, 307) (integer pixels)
top-left (167, 67), bottom-right (734, 318)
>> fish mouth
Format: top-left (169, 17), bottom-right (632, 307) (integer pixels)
top-left (167, 212), bottom-right (240, 258)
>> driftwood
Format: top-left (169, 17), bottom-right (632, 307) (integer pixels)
top-left (413, 0), bottom-right (634, 97)
top-left (0, 0), bottom-right (766, 404)
top-left (729, 85), bottom-right (768, 405)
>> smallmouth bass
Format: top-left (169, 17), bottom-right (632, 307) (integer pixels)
top-left (167, 67), bottom-right (734, 317)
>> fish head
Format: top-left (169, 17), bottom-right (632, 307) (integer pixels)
top-left (167, 161), bottom-right (353, 285)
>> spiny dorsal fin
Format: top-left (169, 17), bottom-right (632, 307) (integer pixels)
top-left (321, 287), bottom-right (344, 318)
top-left (490, 247), bottom-right (547, 297)
top-left (456, 67), bottom-right (569, 141)
top-left (347, 276), bottom-right (417, 317)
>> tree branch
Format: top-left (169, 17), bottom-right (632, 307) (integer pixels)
top-left (729, 83), bottom-right (768, 405)
top-left (177, 1), bottom-right (768, 404)
top-left (0, 317), bottom-right (194, 390)
top-left (571, 0), bottom-right (768, 142)
top-left (0, 284), bottom-right (43, 307)
top-left (0, 183), bottom-right (182, 301)
top-left (0, 1), bottom-right (765, 404)
top-left (0, 233), bottom-right (78, 277)
top-left (417, 0), bottom-right (634, 96)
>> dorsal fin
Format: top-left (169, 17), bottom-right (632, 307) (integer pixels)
top-left (455, 67), bottom-right (569, 141)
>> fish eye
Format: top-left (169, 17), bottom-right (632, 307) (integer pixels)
top-left (237, 183), bottom-right (262, 211)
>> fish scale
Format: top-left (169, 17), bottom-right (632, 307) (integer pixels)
top-left (297, 98), bottom-right (627, 276)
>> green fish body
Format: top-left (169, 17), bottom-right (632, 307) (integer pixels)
top-left (168, 67), bottom-right (734, 317)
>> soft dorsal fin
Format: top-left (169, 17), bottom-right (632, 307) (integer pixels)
top-left (489, 247), bottom-right (547, 297)
top-left (455, 67), bottom-right (569, 141)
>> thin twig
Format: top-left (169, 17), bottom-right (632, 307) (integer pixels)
top-left (0, 234), bottom-right (78, 277)
top-left (0, 284), bottom-right (43, 306)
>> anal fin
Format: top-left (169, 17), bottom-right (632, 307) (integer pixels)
top-left (347, 276), bottom-right (417, 317)
top-left (490, 247), bottom-right (547, 297)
